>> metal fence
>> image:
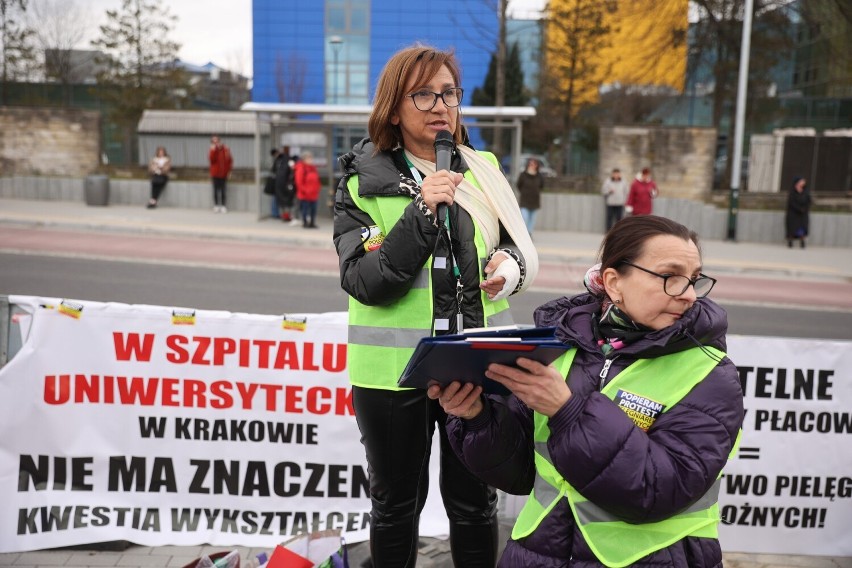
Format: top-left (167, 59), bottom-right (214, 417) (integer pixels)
top-left (748, 133), bottom-right (852, 194)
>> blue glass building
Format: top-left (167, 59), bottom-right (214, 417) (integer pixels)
top-left (507, 19), bottom-right (543, 105)
top-left (252, 1), bottom-right (497, 107)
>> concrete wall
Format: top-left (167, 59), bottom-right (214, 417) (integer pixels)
top-left (537, 192), bottom-right (852, 247)
top-left (0, 176), bottom-right (258, 216)
top-left (599, 125), bottom-right (717, 201)
top-left (0, 107), bottom-right (100, 177)
top-left (2, 175), bottom-right (851, 247)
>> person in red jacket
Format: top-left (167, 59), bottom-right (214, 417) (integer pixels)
top-left (294, 151), bottom-right (321, 228)
top-left (626, 167), bottom-right (658, 216)
top-left (209, 135), bottom-right (233, 213)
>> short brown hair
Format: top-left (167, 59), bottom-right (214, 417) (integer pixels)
top-left (599, 215), bottom-right (700, 274)
top-left (369, 45), bottom-right (464, 152)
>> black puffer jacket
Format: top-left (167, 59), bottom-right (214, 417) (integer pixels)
top-left (333, 138), bottom-right (524, 334)
top-left (446, 294), bottom-right (745, 567)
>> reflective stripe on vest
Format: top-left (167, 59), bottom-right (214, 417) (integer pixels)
top-left (346, 152), bottom-right (512, 389)
top-left (512, 346), bottom-right (738, 568)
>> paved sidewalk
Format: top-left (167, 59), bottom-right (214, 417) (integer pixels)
top-left (1, 198), bottom-right (851, 567)
top-left (1, 197), bottom-right (850, 283)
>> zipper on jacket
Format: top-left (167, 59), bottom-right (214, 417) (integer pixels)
top-left (599, 357), bottom-right (616, 390)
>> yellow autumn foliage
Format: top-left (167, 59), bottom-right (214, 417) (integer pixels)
top-left (544, 0), bottom-right (688, 110)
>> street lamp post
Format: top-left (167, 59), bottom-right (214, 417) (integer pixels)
top-left (726, 0), bottom-right (753, 241)
top-left (329, 36), bottom-right (343, 104)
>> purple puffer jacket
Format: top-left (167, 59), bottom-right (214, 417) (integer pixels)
top-left (446, 293), bottom-right (744, 567)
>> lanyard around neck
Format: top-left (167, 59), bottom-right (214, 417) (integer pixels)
top-left (403, 152), bottom-right (458, 262)
top-left (403, 152), bottom-right (464, 332)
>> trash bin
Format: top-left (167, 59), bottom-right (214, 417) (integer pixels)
top-left (84, 175), bottom-right (110, 206)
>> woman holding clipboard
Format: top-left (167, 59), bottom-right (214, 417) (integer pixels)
top-left (429, 215), bottom-right (744, 567)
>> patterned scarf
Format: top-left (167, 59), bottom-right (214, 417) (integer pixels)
top-left (594, 303), bottom-right (652, 355)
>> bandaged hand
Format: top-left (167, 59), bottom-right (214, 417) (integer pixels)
top-left (481, 251), bottom-right (520, 302)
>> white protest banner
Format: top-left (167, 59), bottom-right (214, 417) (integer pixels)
top-left (0, 296), bottom-right (445, 553)
top-left (2, 298), bottom-right (851, 555)
top-left (719, 335), bottom-right (852, 555)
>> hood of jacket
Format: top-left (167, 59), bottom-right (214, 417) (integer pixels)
top-left (338, 139), bottom-right (402, 198)
top-left (533, 292), bottom-right (728, 357)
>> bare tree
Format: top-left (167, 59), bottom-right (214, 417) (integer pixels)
top-left (0, 0), bottom-right (36, 103)
top-left (224, 47), bottom-right (249, 79)
top-left (28, 0), bottom-right (91, 104)
top-left (275, 51), bottom-right (307, 103)
top-left (448, 0), bottom-right (499, 53)
top-left (689, 0), bottom-right (794, 186)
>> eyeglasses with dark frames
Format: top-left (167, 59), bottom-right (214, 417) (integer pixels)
top-left (407, 87), bottom-right (464, 111)
top-left (620, 261), bottom-right (717, 298)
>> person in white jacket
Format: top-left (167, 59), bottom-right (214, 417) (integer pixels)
top-left (601, 168), bottom-right (628, 230)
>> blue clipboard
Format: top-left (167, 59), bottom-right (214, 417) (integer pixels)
top-left (398, 327), bottom-right (571, 396)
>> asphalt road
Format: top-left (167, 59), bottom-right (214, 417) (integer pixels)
top-left (3, 252), bottom-right (851, 340)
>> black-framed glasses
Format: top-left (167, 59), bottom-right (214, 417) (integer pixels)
top-left (407, 87), bottom-right (464, 111)
top-left (620, 261), bottom-right (717, 298)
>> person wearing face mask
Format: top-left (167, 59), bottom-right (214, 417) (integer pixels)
top-left (333, 44), bottom-right (539, 567)
top-left (429, 215), bottom-right (744, 567)
top-left (600, 167), bottom-right (628, 230)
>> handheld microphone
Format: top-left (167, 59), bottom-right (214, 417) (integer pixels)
top-left (434, 130), bottom-right (455, 226)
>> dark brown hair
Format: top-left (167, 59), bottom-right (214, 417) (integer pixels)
top-left (368, 45), bottom-right (464, 151)
top-left (599, 215), bottom-right (700, 274)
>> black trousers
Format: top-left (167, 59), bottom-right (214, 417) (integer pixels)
top-left (605, 205), bottom-right (624, 230)
top-left (352, 385), bottom-right (498, 567)
top-left (212, 177), bottom-right (227, 206)
top-left (150, 175), bottom-right (168, 201)
top-left (300, 199), bottom-right (318, 226)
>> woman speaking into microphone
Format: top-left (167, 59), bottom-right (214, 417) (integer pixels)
top-left (332, 44), bottom-right (538, 567)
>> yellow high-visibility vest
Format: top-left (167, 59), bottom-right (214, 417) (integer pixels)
top-left (346, 152), bottom-right (512, 389)
top-left (512, 346), bottom-right (740, 567)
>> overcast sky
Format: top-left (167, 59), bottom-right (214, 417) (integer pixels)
top-left (80, 0), bottom-right (547, 78)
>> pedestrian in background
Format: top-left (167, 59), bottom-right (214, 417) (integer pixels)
top-left (275, 146), bottom-right (296, 222)
top-left (264, 148), bottom-right (280, 218)
top-left (600, 167), bottom-right (628, 230)
top-left (785, 176), bottom-right (812, 249)
top-left (294, 151), bottom-right (320, 228)
top-left (626, 167), bottom-right (658, 216)
top-left (516, 157), bottom-right (545, 236)
top-left (146, 146), bottom-right (171, 209)
top-left (209, 135), bottom-right (233, 213)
